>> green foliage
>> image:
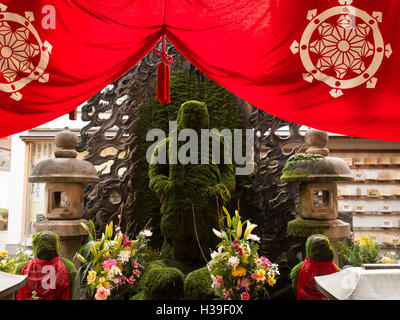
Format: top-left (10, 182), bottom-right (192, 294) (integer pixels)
top-left (287, 218), bottom-right (332, 238)
top-left (0, 208), bottom-right (8, 215)
top-left (305, 234), bottom-right (334, 262)
top-left (184, 267), bottom-right (215, 300)
top-left (338, 235), bottom-right (380, 267)
top-left (32, 231), bottom-right (60, 260)
top-left (141, 262), bottom-right (185, 300)
top-left (281, 153), bottom-right (325, 182)
top-left (0, 245), bottom-right (32, 274)
top-left (132, 69), bottom-right (252, 249)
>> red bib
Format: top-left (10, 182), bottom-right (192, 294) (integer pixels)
top-left (296, 257), bottom-right (338, 300)
top-left (16, 256), bottom-right (70, 300)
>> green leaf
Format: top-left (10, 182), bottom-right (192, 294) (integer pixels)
top-left (222, 206), bottom-right (232, 228)
top-left (89, 220), bottom-right (97, 239)
top-left (81, 222), bottom-right (90, 235)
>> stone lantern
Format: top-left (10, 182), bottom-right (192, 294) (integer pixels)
top-left (282, 129), bottom-right (353, 265)
top-left (29, 128), bottom-right (99, 268)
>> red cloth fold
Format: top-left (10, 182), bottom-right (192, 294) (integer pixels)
top-left (296, 257), bottom-right (338, 300)
top-left (16, 256), bottom-right (70, 300)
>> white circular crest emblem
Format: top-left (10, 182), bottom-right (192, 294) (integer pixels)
top-left (290, 0), bottom-right (392, 98)
top-left (0, 4), bottom-right (51, 101)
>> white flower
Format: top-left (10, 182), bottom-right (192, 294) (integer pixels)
top-left (246, 234), bottom-right (260, 242)
top-left (210, 251), bottom-right (219, 260)
top-left (227, 256), bottom-right (240, 269)
top-left (103, 243), bottom-right (109, 251)
top-left (217, 246), bottom-right (225, 253)
top-left (139, 230), bottom-right (153, 237)
top-left (118, 250), bottom-right (131, 264)
top-left (106, 265), bottom-right (122, 281)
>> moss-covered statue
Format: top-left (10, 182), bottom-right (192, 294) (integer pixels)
top-left (15, 231), bottom-right (76, 300)
top-left (149, 100), bottom-right (235, 262)
top-left (290, 234), bottom-right (339, 300)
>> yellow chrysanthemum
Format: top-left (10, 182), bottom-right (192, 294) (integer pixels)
top-left (87, 270), bottom-right (97, 285)
top-left (232, 267), bottom-right (247, 277)
top-left (131, 250), bottom-right (136, 257)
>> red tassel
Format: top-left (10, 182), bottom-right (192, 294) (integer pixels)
top-left (156, 61), bottom-right (170, 104)
top-left (69, 108), bottom-right (77, 120)
top-left (153, 35), bottom-right (173, 104)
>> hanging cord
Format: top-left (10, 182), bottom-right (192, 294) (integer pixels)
top-left (153, 35), bottom-right (173, 104)
top-left (153, 34), bottom-right (174, 65)
top-left (192, 203), bottom-right (211, 270)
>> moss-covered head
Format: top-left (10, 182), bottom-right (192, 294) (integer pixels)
top-left (177, 100), bottom-right (209, 132)
top-left (306, 234), bottom-right (334, 262)
top-left (32, 231), bottom-right (60, 260)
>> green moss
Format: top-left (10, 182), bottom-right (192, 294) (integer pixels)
top-left (130, 291), bottom-right (145, 300)
top-left (281, 168), bottom-right (309, 181)
top-left (305, 234), bottom-right (335, 262)
top-left (131, 69), bottom-right (253, 249)
top-left (289, 261), bottom-right (304, 295)
top-left (184, 267), bottom-right (215, 300)
top-left (281, 153), bottom-right (325, 182)
top-left (141, 262), bottom-right (185, 300)
top-left (60, 257), bottom-right (77, 299)
top-left (177, 101), bottom-right (209, 131)
top-left (148, 99), bottom-right (237, 262)
top-left (287, 218), bottom-right (332, 238)
top-left (32, 231), bottom-right (60, 260)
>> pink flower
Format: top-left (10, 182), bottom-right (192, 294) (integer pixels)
top-left (260, 257), bottom-right (272, 267)
top-left (133, 269), bottom-right (140, 277)
top-left (128, 276), bottom-right (135, 284)
top-left (241, 292), bottom-right (250, 300)
top-left (103, 259), bottom-right (117, 270)
top-left (132, 260), bottom-right (138, 268)
top-left (215, 275), bottom-right (223, 286)
top-left (239, 277), bottom-right (253, 291)
top-left (95, 287), bottom-right (110, 300)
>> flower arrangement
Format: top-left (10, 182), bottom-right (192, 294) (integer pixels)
top-left (207, 207), bottom-right (279, 300)
top-left (338, 234), bottom-right (380, 267)
top-left (0, 246), bottom-right (32, 274)
top-left (75, 219), bottom-right (153, 300)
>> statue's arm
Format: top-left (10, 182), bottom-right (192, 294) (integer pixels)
top-left (148, 139), bottom-right (172, 198)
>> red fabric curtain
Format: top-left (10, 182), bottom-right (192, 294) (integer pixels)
top-left (0, 0), bottom-right (399, 141)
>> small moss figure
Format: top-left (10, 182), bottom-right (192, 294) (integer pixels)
top-left (149, 100), bottom-right (236, 262)
top-left (184, 267), bottom-right (215, 300)
top-left (290, 234), bottom-right (339, 300)
top-left (15, 231), bottom-right (76, 300)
